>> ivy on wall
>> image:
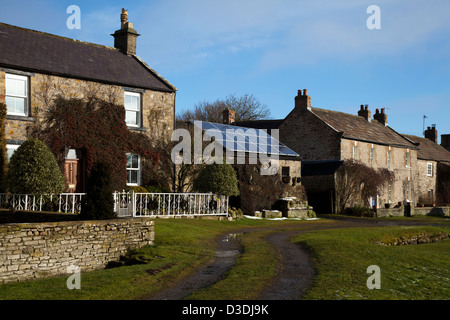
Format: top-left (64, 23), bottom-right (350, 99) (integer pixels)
top-left (36, 96), bottom-right (159, 191)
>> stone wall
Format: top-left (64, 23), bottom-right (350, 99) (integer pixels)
top-left (279, 107), bottom-right (341, 161)
top-left (0, 70), bottom-right (175, 144)
top-left (341, 138), bottom-right (419, 206)
top-left (376, 205), bottom-right (449, 217)
top-left (0, 218), bottom-right (154, 284)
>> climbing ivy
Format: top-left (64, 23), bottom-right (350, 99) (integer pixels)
top-left (36, 96), bottom-right (159, 191)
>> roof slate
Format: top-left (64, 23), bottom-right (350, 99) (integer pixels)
top-left (0, 22), bottom-right (175, 92)
top-left (403, 134), bottom-right (450, 163)
top-left (310, 107), bottom-right (417, 148)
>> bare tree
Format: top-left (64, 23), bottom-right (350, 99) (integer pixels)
top-left (177, 94), bottom-right (271, 123)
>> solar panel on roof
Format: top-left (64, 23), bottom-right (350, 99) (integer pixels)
top-left (193, 121), bottom-right (298, 157)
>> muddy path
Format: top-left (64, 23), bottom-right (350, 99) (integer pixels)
top-left (146, 216), bottom-right (447, 300)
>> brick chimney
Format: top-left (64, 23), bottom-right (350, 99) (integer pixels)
top-left (295, 89), bottom-right (311, 111)
top-left (373, 108), bottom-right (388, 126)
top-left (112, 9), bottom-right (140, 55)
top-left (441, 134), bottom-right (450, 151)
top-left (424, 125), bottom-right (437, 143)
top-left (358, 104), bottom-right (371, 122)
top-left (223, 109), bottom-right (236, 124)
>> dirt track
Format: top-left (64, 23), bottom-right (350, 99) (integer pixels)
top-left (146, 216), bottom-right (448, 300)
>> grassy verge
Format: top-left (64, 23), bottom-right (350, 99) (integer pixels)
top-left (292, 226), bottom-right (450, 300)
top-left (0, 217), bottom-right (308, 300)
top-left (186, 230), bottom-right (278, 300)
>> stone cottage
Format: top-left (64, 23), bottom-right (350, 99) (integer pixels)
top-left (238, 89), bottom-right (422, 214)
top-left (0, 10), bottom-right (176, 192)
top-left (403, 126), bottom-right (450, 206)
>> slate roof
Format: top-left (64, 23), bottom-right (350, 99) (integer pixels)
top-left (0, 22), bottom-right (175, 92)
top-left (403, 134), bottom-right (450, 163)
top-left (310, 107), bottom-right (417, 148)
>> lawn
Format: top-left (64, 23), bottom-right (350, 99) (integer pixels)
top-left (292, 225), bottom-right (450, 300)
top-left (0, 216), bottom-right (448, 300)
top-left (0, 217), bottom-right (309, 300)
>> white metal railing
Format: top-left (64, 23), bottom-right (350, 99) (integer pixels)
top-left (0, 193), bottom-right (85, 214)
top-left (0, 192), bottom-right (229, 217)
top-left (113, 191), bottom-right (229, 217)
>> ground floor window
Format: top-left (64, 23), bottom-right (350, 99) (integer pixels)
top-left (126, 153), bottom-right (141, 186)
top-left (6, 144), bottom-right (20, 161)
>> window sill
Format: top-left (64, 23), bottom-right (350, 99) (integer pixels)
top-left (6, 115), bottom-right (35, 122)
top-left (127, 126), bottom-right (147, 132)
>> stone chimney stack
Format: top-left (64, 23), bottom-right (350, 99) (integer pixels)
top-left (441, 134), bottom-right (450, 151)
top-left (424, 124), bottom-right (438, 143)
top-left (112, 9), bottom-right (140, 55)
top-left (358, 104), bottom-right (371, 122)
top-left (373, 108), bottom-right (388, 126)
top-left (223, 109), bottom-right (236, 124)
top-left (295, 89), bottom-right (311, 111)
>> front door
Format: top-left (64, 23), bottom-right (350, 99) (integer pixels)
top-left (64, 159), bottom-right (79, 193)
top-left (64, 149), bottom-right (84, 193)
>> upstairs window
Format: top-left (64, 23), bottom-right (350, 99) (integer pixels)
top-left (352, 145), bottom-right (358, 161)
top-left (427, 163), bottom-right (433, 177)
top-left (5, 73), bottom-right (29, 116)
top-left (405, 150), bottom-right (410, 167)
top-left (124, 91), bottom-right (141, 127)
top-left (387, 150), bottom-right (392, 170)
top-left (369, 147), bottom-right (374, 166)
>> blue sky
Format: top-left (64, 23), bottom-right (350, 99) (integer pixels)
top-left (1, 0), bottom-right (449, 142)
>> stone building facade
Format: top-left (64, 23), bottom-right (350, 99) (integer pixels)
top-left (404, 126), bottom-right (450, 205)
top-left (0, 10), bottom-right (176, 192)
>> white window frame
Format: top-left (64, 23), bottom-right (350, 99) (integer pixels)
top-left (388, 181), bottom-right (393, 203)
top-left (427, 163), bottom-right (433, 177)
top-left (6, 144), bottom-right (20, 161)
top-left (124, 91), bottom-right (141, 128)
top-left (369, 147), bottom-right (374, 166)
top-left (126, 153), bottom-right (141, 186)
top-left (387, 150), bottom-right (392, 170)
top-left (352, 145), bottom-right (358, 161)
top-left (5, 73), bottom-right (29, 116)
top-left (405, 150), bottom-right (410, 168)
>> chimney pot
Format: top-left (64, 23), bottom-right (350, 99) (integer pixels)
top-left (223, 109), bottom-right (236, 124)
top-left (373, 108), bottom-right (388, 126)
top-left (295, 89), bottom-right (311, 111)
top-left (424, 125), bottom-right (438, 143)
top-left (112, 9), bottom-right (140, 55)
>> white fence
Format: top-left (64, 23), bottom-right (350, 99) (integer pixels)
top-left (0, 192), bottom-right (229, 217)
top-left (114, 192), bottom-right (229, 217)
top-left (0, 193), bottom-right (85, 214)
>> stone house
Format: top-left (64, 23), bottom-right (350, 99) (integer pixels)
top-left (0, 10), bottom-right (176, 192)
top-left (403, 126), bottom-right (450, 205)
top-left (174, 117), bottom-right (301, 193)
top-left (239, 89), bottom-right (422, 214)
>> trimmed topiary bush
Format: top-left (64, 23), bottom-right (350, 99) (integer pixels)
top-left (6, 138), bottom-right (65, 194)
top-left (81, 161), bottom-right (116, 220)
top-left (193, 163), bottom-right (239, 196)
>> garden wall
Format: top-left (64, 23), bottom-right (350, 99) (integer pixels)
top-left (376, 206), bottom-right (450, 217)
top-left (0, 218), bottom-right (154, 284)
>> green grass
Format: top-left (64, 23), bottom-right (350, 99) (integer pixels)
top-left (292, 226), bottom-right (450, 300)
top-left (0, 217), bottom-right (310, 300)
top-left (186, 230), bottom-right (278, 300)
top-left (1, 216), bottom-right (448, 300)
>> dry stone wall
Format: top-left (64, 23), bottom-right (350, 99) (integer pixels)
top-left (0, 218), bottom-right (154, 284)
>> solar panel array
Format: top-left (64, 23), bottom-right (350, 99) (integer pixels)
top-left (192, 121), bottom-right (299, 157)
